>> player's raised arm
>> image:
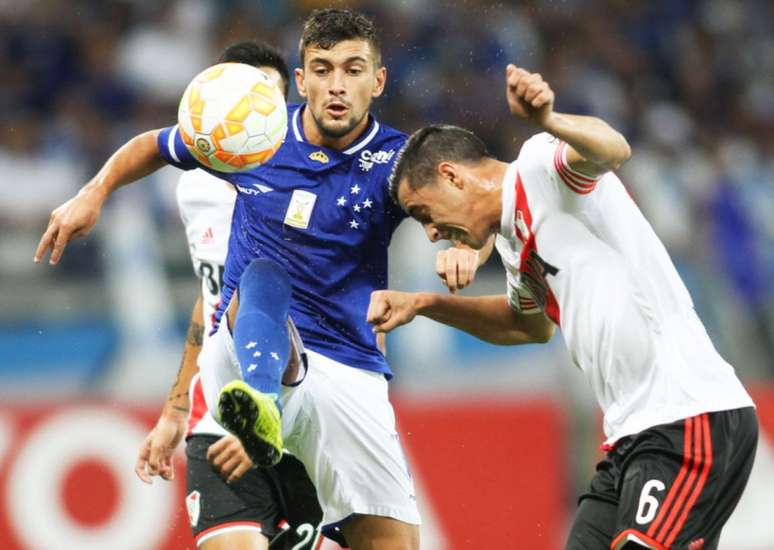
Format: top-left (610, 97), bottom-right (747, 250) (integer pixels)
top-left (505, 64), bottom-right (631, 178)
top-left (34, 129), bottom-right (166, 265)
top-left (367, 290), bottom-right (554, 345)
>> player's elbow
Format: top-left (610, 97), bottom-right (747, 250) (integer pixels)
top-left (487, 322), bottom-right (555, 346)
top-left (607, 136), bottom-right (632, 171)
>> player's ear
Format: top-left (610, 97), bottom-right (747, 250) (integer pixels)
top-left (372, 66), bottom-right (387, 98)
top-left (438, 161), bottom-right (463, 189)
top-left (294, 68), bottom-right (307, 98)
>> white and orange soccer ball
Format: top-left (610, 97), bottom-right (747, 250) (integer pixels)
top-left (177, 62), bottom-right (287, 173)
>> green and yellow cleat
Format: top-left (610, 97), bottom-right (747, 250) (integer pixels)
top-left (216, 380), bottom-right (283, 468)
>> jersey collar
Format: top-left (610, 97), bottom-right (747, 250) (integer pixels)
top-left (291, 104), bottom-right (380, 155)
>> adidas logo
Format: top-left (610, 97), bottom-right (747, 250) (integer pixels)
top-left (201, 227), bottom-right (214, 244)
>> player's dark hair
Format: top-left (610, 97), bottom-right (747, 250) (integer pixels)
top-left (299, 8), bottom-right (381, 66)
top-left (389, 125), bottom-right (493, 204)
top-left (219, 41), bottom-right (290, 98)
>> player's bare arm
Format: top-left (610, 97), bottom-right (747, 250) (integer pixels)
top-left (135, 294), bottom-right (204, 484)
top-left (436, 235), bottom-right (495, 293)
top-left (35, 129), bottom-right (166, 265)
top-left (368, 290), bottom-right (554, 345)
top-left (505, 64), bottom-right (631, 178)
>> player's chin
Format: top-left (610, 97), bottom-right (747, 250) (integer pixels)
top-left (319, 118), bottom-right (358, 138)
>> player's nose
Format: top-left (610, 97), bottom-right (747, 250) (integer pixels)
top-left (329, 68), bottom-right (347, 95)
top-left (424, 224), bottom-right (440, 242)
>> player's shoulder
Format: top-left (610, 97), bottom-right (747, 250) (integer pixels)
top-left (372, 115), bottom-right (407, 147)
top-left (520, 131), bottom-right (559, 155)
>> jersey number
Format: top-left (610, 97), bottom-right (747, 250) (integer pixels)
top-left (635, 479), bottom-right (666, 525)
top-left (198, 261), bottom-right (224, 296)
top-left (290, 523), bottom-right (319, 550)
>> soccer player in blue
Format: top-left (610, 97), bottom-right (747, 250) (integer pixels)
top-left (34, 9), bottom-right (489, 550)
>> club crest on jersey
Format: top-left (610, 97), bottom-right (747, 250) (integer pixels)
top-left (284, 190), bottom-right (317, 229)
top-left (186, 490), bottom-right (201, 527)
top-left (358, 149), bottom-right (395, 172)
top-left (309, 150), bottom-right (329, 164)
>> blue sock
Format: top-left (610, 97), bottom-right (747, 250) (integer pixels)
top-left (233, 259), bottom-right (291, 402)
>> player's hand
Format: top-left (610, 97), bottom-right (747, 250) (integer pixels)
top-left (367, 290), bottom-right (419, 334)
top-left (134, 413), bottom-right (187, 484)
top-left (505, 64), bottom-right (554, 127)
top-left (206, 435), bottom-right (254, 484)
top-left (34, 187), bottom-right (106, 265)
top-left (436, 245), bottom-right (480, 293)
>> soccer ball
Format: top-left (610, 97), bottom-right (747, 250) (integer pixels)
top-left (177, 62), bottom-right (287, 173)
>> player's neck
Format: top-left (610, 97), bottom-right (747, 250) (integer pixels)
top-left (301, 106), bottom-right (371, 151)
top-left (477, 159), bottom-right (509, 235)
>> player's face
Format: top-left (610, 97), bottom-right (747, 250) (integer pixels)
top-left (398, 175), bottom-right (492, 250)
top-left (296, 39), bottom-right (386, 141)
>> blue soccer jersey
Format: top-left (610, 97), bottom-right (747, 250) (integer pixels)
top-left (158, 104), bottom-right (407, 377)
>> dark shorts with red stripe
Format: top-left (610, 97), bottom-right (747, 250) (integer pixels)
top-left (566, 407), bottom-right (757, 550)
top-left (186, 434), bottom-right (323, 549)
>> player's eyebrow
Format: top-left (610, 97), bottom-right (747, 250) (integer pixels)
top-left (308, 55), bottom-right (369, 66)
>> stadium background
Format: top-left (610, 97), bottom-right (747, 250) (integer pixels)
top-left (1, 0), bottom-right (772, 548)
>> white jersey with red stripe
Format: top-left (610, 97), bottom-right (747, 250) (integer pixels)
top-left (495, 132), bottom-right (753, 444)
top-left (176, 169), bottom-right (236, 438)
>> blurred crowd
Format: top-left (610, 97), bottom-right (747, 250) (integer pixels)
top-left (1, 0), bottom-right (772, 373)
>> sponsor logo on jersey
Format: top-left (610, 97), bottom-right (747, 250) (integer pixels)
top-left (185, 490), bottom-right (201, 527)
top-left (235, 184), bottom-right (273, 195)
top-left (201, 226), bottom-right (214, 245)
top-left (284, 190), bottom-right (317, 229)
top-left (358, 148), bottom-right (395, 172)
top-left (309, 151), bottom-right (329, 164)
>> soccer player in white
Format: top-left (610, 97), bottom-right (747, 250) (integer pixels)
top-left (368, 65), bottom-right (757, 549)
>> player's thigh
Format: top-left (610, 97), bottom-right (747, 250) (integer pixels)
top-left (186, 435), bottom-right (283, 548)
top-left (280, 351), bottom-right (420, 537)
top-left (341, 515), bottom-right (419, 550)
top-left (198, 314), bottom-right (243, 412)
top-left (200, 530), bottom-right (268, 550)
top-left (565, 497), bottom-right (617, 550)
top-left (613, 410), bottom-right (756, 549)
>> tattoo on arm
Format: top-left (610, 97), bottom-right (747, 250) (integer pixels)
top-left (187, 320), bottom-right (204, 346)
top-left (166, 319), bottom-right (204, 410)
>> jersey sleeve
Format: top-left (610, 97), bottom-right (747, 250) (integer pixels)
top-left (517, 133), bottom-right (603, 207)
top-left (157, 125), bottom-right (200, 170)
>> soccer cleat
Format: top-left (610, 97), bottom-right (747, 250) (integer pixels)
top-left (217, 380), bottom-right (283, 467)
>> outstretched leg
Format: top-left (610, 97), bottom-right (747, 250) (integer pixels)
top-left (217, 258), bottom-right (292, 467)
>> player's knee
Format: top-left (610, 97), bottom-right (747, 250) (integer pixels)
top-left (341, 515), bottom-right (419, 550)
top-left (239, 258), bottom-right (291, 318)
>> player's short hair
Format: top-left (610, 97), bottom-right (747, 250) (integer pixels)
top-left (219, 41), bottom-right (290, 98)
top-left (299, 8), bottom-right (382, 67)
top-left (389, 125), bottom-right (493, 204)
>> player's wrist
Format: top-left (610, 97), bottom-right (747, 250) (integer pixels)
top-left (161, 401), bottom-right (190, 421)
top-left (414, 292), bottom-right (438, 316)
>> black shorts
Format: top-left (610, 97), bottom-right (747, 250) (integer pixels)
top-left (566, 407), bottom-right (757, 550)
top-left (185, 434), bottom-right (322, 549)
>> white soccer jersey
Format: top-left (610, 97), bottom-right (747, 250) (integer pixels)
top-left (495, 133), bottom-right (753, 444)
top-left (176, 169), bottom-right (236, 437)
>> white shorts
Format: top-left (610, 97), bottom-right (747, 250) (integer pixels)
top-left (197, 317), bottom-right (421, 531)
